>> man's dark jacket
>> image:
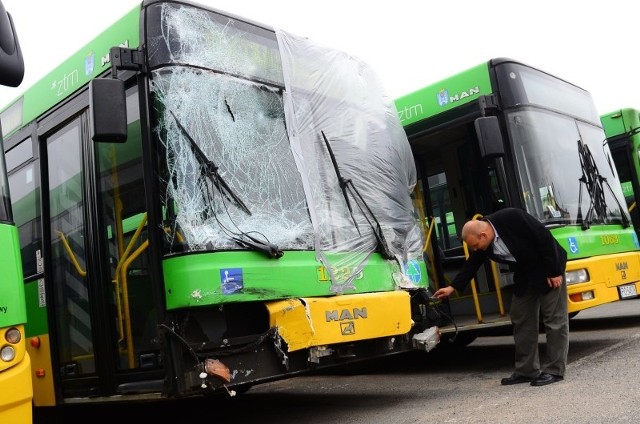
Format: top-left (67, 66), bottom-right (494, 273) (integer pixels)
top-left (450, 208), bottom-right (568, 297)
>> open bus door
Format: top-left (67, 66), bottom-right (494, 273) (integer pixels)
top-left (413, 114), bottom-right (513, 344)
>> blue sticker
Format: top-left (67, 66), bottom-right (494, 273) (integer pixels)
top-left (437, 89), bottom-right (449, 106)
top-left (85, 52), bottom-right (95, 76)
top-left (568, 237), bottom-right (578, 254)
top-left (405, 260), bottom-right (422, 283)
top-left (220, 268), bottom-right (243, 294)
top-left (633, 232), bottom-right (640, 249)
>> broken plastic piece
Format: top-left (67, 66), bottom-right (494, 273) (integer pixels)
top-left (204, 358), bottom-right (231, 383)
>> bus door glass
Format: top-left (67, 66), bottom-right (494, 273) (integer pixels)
top-left (609, 138), bottom-right (640, 231)
top-left (46, 117), bottom-right (96, 377)
top-left (94, 85), bottom-right (159, 372)
top-left (7, 138), bottom-right (42, 279)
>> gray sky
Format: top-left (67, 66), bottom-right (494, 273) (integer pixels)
top-left (1, 0), bottom-right (639, 115)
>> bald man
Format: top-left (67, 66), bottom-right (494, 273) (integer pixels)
top-left (433, 207), bottom-right (568, 387)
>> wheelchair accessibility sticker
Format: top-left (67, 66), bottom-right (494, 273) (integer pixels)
top-left (568, 237), bottom-right (578, 254)
top-left (404, 260), bottom-right (422, 284)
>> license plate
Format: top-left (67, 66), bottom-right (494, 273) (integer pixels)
top-left (618, 283), bottom-right (637, 299)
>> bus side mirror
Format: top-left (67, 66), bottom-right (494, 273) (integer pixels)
top-left (89, 78), bottom-right (127, 143)
top-left (475, 116), bottom-right (505, 159)
top-left (0, 2), bottom-right (24, 87)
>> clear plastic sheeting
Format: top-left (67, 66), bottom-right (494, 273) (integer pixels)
top-left (150, 3), bottom-right (424, 292)
top-left (276, 30), bottom-right (424, 290)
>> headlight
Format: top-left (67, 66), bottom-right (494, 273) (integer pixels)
top-left (0, 345), bottom-right (16, 362)
top-left (5, 327), bottom-right (21, 344)
top-left (565, 269), bottom-right (589, 285)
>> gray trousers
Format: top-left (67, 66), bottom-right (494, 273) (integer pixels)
top-left (509, 278), bottom-right (569, 377)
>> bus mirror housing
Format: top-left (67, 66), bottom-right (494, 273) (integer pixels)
top-left (90, 78), bottom-right (127, 143)
top-left (0, 1), bottom-right (24, 87)
top-left (475, 116), bottom-right (505, 159)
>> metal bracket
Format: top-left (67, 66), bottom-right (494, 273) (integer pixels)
top-left (478, 94), bottom-right (500, 116)
top-left (109, 47), bottom-right (144, 78)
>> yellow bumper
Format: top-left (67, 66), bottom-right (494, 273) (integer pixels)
top-left (567, 251), bottom-right (640, 313)
top-left (0, 349), bottom-right (32, 422)
top-left (266, 290), bottom-right (412, 352)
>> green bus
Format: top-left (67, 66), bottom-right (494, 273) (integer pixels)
top-left (0, 1), bottom-right (31, 422)
top-left (396, 58), bottom-right (640, 342)
top-left (601, 108), bottom-right (640, 235)
top-left (0, 0), bottom-right (439, 413)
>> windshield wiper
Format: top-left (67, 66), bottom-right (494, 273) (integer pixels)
top-left (169, 111), bottom-right (284, 259)
top-left (231, 233), bottom-right (283, 259)
top-left (576, 139), bottom-right (630, 230)
top-left (169, 111), bottom-right (251, 216)
top-left (321, 131), bottom-right (360, 234)
top-left (321, 131), bottom-right (394, 259)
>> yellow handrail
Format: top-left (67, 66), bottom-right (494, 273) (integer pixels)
top-left (55, 230), bottom-right (87, 277)
top-left (413, 185), bottom-right (440, 287)
top-left (462, 219), bottom-right (483, 323)
top-left (490, 260), bottom-right (506, 317)
top-left (464, 213), bottom-right (507, 323)
top-left (112, 214), bottom-right (148, 360)
top-left (120, 239), bottom-right (149, 368)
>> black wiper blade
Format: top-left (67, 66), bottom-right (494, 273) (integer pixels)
top-left (321, 131), bottom-right (360, 234)
top-left (169, 111), bottom-right (251, 216)
top-left (232, 233), bottom-right (283, 259)
top-left (577, 139), bottom-right (630, 230)
top-left (321, 131), bottom-right (393, 259)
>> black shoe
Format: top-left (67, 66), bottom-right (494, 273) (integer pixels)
top-left (501, 373), bottom-right (534, 385)
top-left (530, 372), bottom-right (563, 386)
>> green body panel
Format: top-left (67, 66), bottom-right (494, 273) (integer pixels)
top-left (0, 224), bottom-right (26, 326)
top-left (621, 181), bottom-right (634, 199)
top-left (164, 251), bottom-right (428, 309)
top-left (0, 5), bottom-right (141, 130)
top-left (551, 224), bottom-right (639, 259)
top-left (601, 108), bottom-right (640, 139)
top-left (23, 279), bottom-right (47, 337)
top-left (601, 108), bottom-right (640, 204)
top-left (394, 62), bottom-right (492, 127)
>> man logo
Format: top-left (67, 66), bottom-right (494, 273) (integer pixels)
top-left (341, 322), bottom-right (355, 335)
top-left (325, 307), bottom-right (367, 322)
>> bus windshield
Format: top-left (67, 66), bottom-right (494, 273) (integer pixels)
top-left (147, 3), bottom-right (422, 286)
top-left (509, 107), bottom-right (628, 226)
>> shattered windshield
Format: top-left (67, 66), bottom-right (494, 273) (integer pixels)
top-left (147, 4), bottom-right (312, 253)
top-left (508, 107), bottom-right (628, 226)
top-left (145, 3), bottom-right (424, 290)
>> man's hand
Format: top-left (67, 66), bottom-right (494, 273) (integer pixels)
top-left (433, 286), bottom-right (455, 299)
top-left (546, 275), bottom-right (563, 288)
